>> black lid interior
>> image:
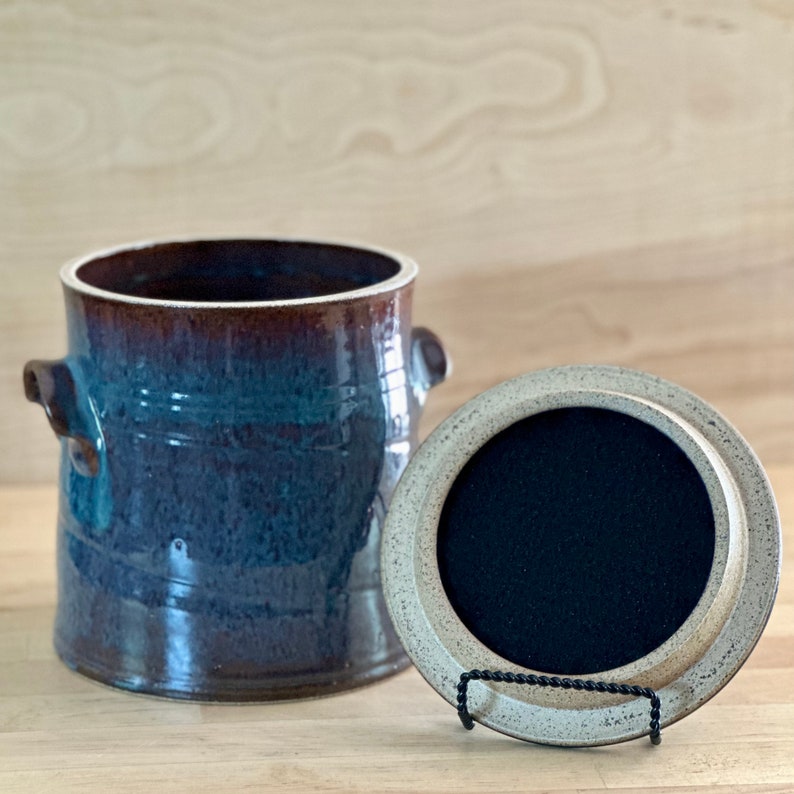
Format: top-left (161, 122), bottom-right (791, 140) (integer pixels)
top-left (436, 406), bottom-right (715, 675)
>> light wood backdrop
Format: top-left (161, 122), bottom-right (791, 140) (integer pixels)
top-left (2, 0), bottom-right (793, 483)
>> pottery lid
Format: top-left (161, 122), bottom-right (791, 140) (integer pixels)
top-left (381, 365), bottom-right (780, 746)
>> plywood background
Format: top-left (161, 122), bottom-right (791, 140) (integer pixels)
top-left (2, 0), bottom-right (793, 483)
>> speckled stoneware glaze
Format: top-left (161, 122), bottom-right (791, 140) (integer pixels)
top-left (24, 238), bottom-right (448, 701)
top-left (381, 365), bottom-right (780, 746)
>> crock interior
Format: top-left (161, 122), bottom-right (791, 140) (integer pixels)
top-left (74, 240), bottom-right (402, 302)
top-left (436, 406), bottom-right (715, 676)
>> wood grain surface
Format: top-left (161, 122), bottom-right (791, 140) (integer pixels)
top-left (2, 0), bottom-right (794, 482)
top-left (0, 465), bottom-right (791, 792)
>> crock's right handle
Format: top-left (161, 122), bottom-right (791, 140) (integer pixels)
top-left (24, 358), bottom-right (103, 477)
top-left (411, 327), bottom-right (450, 405)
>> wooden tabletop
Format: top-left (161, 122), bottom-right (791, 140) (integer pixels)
top-left (0, 470), bottom-right (791, 793)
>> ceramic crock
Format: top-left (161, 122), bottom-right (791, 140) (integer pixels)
top-left (25, 237), bottom-right (448, 701)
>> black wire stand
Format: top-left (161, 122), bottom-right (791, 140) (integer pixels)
top-left (456, 669), bottom-right (662, 746)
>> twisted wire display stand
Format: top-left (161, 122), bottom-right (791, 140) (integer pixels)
top-left (456, 669), bottom-right (662, 746)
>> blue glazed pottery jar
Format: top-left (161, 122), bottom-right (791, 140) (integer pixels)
top-left (24, 238), bottom-right (448, 701)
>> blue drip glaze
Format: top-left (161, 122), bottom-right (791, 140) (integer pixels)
top-left (37, 242), bottom-right (443, 700)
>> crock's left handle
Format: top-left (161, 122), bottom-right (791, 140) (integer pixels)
top-left (24, 358), bottom-right (103, 477)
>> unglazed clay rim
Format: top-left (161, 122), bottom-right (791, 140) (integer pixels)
top-left (381, 365), bottom-right (781, 746)
top-left (60, 236), bottom-right (418, 309)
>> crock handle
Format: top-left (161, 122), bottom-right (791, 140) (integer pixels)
top-left (24, 358), bottom-right (103, 477)
top-left (411, 327), bottom-right (450, 401)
